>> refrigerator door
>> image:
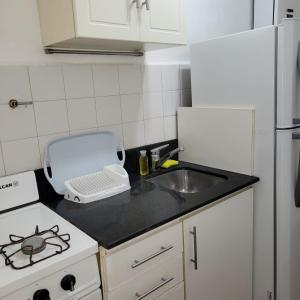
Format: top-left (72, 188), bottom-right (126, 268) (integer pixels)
top-left (277, 19), bottom-right (300, 128)
top-left (276, 130), bottom-right (300, 300)
top-left (190, 26), bottom-right (276, 300)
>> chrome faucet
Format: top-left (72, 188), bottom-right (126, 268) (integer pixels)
top-left (150, 144), bottom-right (183, 172)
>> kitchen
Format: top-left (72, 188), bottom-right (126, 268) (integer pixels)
top-left (0, 0), bottom-right (299, 300)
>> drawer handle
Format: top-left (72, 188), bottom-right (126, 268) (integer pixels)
top-left (190, 226), bottom-right (198, 270)
top-left (135, 277), bottom-right (174, 300)
top-left (131, 245), bottom-right (174, 269)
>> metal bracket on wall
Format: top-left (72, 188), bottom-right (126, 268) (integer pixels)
top-left (44, 48), bottom-right (144, 57)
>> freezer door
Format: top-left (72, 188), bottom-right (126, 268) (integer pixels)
top-left (277, 19), bottom-right (300, 128)
top-left (276, 130), bottom-right (300, 300)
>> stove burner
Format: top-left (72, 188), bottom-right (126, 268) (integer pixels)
top-left (0, 225), bottom-right (70, 270)
top-left (21, 236), bottom-right (46, 255)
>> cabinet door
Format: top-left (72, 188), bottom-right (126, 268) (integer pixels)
top-left (73, 0), bottom-right (139, 41)
top-left (184, 189), bottom-right (253, 300)
top-left (140, 0), bottom-right (186, 44)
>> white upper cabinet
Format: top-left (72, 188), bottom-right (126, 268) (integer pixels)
top-left (73, 0), bottom-right (139, 41)
top-left (37, 0), bottom-right (187, 51)
top-left (140, 0), bottom-right (186, 44)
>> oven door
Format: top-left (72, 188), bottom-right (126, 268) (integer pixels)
top-left (80, 289), bottom-right (102, 300)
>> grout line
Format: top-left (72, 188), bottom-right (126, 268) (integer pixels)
top-left (61, 65), bottom-right (71, 137)
top-left (26, 66), bottom-right (42, 166)
top-left (0, 141), bottom-right (7, 175)
top-left (90, 64), bottom-right (101, 129)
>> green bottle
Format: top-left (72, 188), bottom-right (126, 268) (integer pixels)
top-left (139, 150), bottom-right (149, 176)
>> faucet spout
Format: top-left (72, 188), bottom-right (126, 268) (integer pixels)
top-left (157, 147), bottom-right (183, 168)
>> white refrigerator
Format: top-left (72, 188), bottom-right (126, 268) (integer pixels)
top-left (190, 19), bottom-right (300, 300)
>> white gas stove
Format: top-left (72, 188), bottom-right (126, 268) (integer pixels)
top-left (0, 172), bottom-right (102, 300)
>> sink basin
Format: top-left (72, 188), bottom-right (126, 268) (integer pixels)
top-left (147, 169), bottom-right (227, 194)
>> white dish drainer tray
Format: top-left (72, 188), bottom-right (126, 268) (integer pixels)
top-left (64, 164), bottom-right (130, 204)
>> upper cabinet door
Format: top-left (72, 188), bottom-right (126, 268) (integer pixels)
top-left (73, 0), bottom-right (140, 41)
top-left (139, 0), bottom-right (186, 44)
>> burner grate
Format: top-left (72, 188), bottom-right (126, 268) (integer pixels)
top-left (0, 225), bottom-right (70, 270)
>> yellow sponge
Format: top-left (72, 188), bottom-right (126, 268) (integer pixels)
top-left (161, 159), bottom-right (179, 169)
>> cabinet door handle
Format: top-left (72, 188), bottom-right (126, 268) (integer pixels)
top-left (132, 0), bottom-right (140, 9)
top-left (135, 277), bottom-right (174, 300)
top-left (131, 245), bottom-right (174, 269)
top-left (141, 0), bottom-right (150, 10)
top-left (190, 226), bottom-right (198, 270)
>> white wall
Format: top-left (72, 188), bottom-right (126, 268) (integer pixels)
top-left (0, 0), bottom-right (254, 65)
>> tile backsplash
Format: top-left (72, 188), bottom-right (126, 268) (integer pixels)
top-left (0, 64), bottom-right (191, 176)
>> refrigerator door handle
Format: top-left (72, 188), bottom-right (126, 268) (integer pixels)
top-left (295, 152), bottom-right (300, 207)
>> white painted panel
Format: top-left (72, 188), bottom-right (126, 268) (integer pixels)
top-left (178, 107), bottom-right (255, 175)
top-left (89, 0), bottom-right (128, 25)
top-left (148, 0), bottom-right (180, 31)
top-left (140, 0), bottom-right (186, 44)
top-left (73, 0), bottom-right (139, 41)
top-left (190, 26), bottom-right (275, 300)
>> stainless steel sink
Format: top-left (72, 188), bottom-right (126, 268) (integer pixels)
top-left (147, 169), bottom-right (227, 194)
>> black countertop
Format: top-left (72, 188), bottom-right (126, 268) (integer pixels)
top-left (39, 161), bottom-right (259, 250)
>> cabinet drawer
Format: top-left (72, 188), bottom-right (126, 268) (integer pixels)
top-left (156, 282), bottom-right (184, 300)
top-left (103, 223), bottom-right (183, 290)
top-left (105, 255), bottom-right (183, 300)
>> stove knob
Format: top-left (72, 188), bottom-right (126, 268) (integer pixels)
top-left (61, 274), bottom-right (76, 292)
top-left (33, 289), bottom-right (50, 300)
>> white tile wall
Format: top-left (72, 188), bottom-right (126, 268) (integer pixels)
top-left (34, 101), bottom-right (69, 136)
top-left (145, 118), bottom-right (165, 144)
top-left (0, 145), bottom-right (5, 176)
top-left (163, 90), bottom-right (181, 116)
top-left (121, 94), bottom-right (144, 122)
top-left (0, 64), bottom-right (191, 176)
top-left (164, 116), bottom-right (177, 140)
top-left (96, 96), bottom-right (122, 126)
top-left (0, 66), bottom-right (31, 105)
top-left (63, 65), bottom-right (94, 99)
top-left (0, 105), bottom-right (37, 141)
top-left (67, 98), bottom-right (97, 131)
top-left (93, 65), bottom-right (119, 96)
top-left (143, 92), bottom-right (164, 119)
top-left (2, 138), bottom-right (41, 175)
top-left (142, 66), bottom-right (162, 93)
top-left (118, 65), bottom-right (142, 94)
top-left (123, 121), bottom-right (145, 149)
top-left (29, 66), bottom-right (65, 101)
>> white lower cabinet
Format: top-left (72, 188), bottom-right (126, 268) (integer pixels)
top-left (100, 189), bottom-right (254, 300)
top-left (183, 189), bottom-right (254, 300)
